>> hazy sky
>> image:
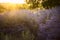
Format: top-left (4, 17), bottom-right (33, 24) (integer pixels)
top-left (0, 0), bottom-right (26, 4)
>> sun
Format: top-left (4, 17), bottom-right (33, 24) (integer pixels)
top-left (0, 0), bottom-right (26, 4)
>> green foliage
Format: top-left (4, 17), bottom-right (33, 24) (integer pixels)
top-left (26, 0), bottom-right (40, 9)
top-left (26, 0), bottom-right (60, 9)
top-left (42, 0), bottom-right (60, 9)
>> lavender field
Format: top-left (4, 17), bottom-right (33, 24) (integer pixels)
top-left (0, 7), bottom-right (60, 40)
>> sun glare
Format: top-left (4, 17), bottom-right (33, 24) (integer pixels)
top-left (0, 0), bottom-right (26, 4)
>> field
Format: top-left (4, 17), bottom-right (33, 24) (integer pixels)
top-left (0, 6), bottom-right (60, 40)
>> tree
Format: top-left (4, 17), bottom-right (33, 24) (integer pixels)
top-left (26, 0), bottom-right (40, 9)
top-left (26, 0), bottom-right (60, 9)
top-left (42, 0), bottom-right (60, 9)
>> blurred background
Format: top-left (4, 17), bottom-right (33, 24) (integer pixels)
top-left (0, 0), bottom-right (60, 40)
